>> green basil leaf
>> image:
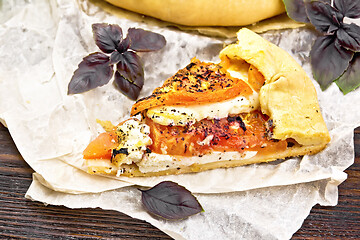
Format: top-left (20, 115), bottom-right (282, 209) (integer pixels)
top-left (310, 35), bottom-right (354, 90)
top-left (336, 53), bottom-right (360, 94)
top-left (282, 0), bottom-right (310, 23)
top-left (140, 181), bottom-right (203, 220)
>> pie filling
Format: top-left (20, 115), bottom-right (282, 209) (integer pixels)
top-left (83, 61), bottom-right (296, 175)
top-left (84, 110), bottom-right (292, 175)
top-left (144, 111), bottom-right (287, 157)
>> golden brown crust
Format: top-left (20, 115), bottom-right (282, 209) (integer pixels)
top-left (219, 28), bottom-right (331, 146)
top-left (104, 0), bottom-right (285, 26)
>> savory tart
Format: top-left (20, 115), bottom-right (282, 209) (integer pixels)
top-left (83, 28), bottom-right (331, 177)
top-left (104, 0), bottom-right (285, 26)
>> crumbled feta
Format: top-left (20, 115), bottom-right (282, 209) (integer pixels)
top-left (112, 119), bottom-right (152, 166)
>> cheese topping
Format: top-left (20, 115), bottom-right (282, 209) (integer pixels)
top-left (112, 119), bottom-right (152, 166)
top-left (146, 92), bottom-right (259, 126)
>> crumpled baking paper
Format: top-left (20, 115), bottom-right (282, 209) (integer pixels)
top-left (1, 0), bottom-right (359, 239)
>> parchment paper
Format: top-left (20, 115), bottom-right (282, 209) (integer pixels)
top-left (1, 0), bottom-right (360, 239)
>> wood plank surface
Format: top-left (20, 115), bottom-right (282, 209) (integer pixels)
top-left (0, 123), bottom-right (359, 239)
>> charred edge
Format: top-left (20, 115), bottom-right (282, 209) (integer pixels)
top-left (186, 62), bottom-right (196, 70)
top-left (112, 148), bottom-right (129, 159)
top-left (238, 117), bottom-right (246, 132)
top-left (227, 116), bottom-right (247, 132)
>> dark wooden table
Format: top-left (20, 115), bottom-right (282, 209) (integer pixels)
top-left (0, 123), bottom-right (359, 239)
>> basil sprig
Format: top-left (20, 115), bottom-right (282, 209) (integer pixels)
top-left (68, 23), bottom-right (166, 100)
top-left (283, 0), bottom-right (360, 94)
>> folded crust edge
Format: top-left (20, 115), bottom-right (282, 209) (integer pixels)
top-left (219, 28), bottom-right (331, 146)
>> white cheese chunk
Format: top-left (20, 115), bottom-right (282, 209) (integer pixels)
top-left (114, 119), bottom-right (152, 165)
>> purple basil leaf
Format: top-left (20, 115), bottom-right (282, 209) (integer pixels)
top-left (116, 35), bottom-right (131, 53)
top-left (92, 23), bottom-right (123, 53)
top-left (127, 28), bottom-right (166, 52)
top-left (110, 51), bottom-right (122, 65)
top-left (336, 23), bottom-right (360, 52)
top-left (140, 181), bottom-right (203, 220)
top-left (117, 51), bottom-right (144, 87)
top-left (282, 0), bottom-right (310, 23)
top-left (310, 35), bottom-right (354, 90)
top-left (68, 52), bottom-right (113, 94)
top-left (334, 0), bottom-right (360, 18)
top-left (336, 53), bottom-right (360, 94)
top-left (113, 71), bottom-right (141, 100)
top-left (305, 0), bottom-right (343, 34)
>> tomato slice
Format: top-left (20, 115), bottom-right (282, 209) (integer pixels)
top-left (83, 132), bottom-right (118, 160)
top-left (145, 111), bottom-right (287, 157)
top-left (248, 65), bottom-right (265, 92)
top-left (131, 58), bottom-right (253, 115)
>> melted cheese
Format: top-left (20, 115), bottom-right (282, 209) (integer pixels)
top-left (146, 92), bottom-right (259, 126)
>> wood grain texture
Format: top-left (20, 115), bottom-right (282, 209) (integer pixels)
top-left (0, 123), bottom-right (359, 239)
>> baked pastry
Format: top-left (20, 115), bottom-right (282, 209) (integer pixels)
top-left (83, 28), bottom-right (330, 177)
top-left (104, 0), bottom-right (286, 26)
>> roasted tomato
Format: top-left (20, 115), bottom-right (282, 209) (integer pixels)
top-left (131, 58), bottom-right (253, 115)
top-left (145, 111), bottom-right (287, 157)
top-left (247, 65), bottom-right (265, 92)
top-left (83, 132), bottom-right (118, 160)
